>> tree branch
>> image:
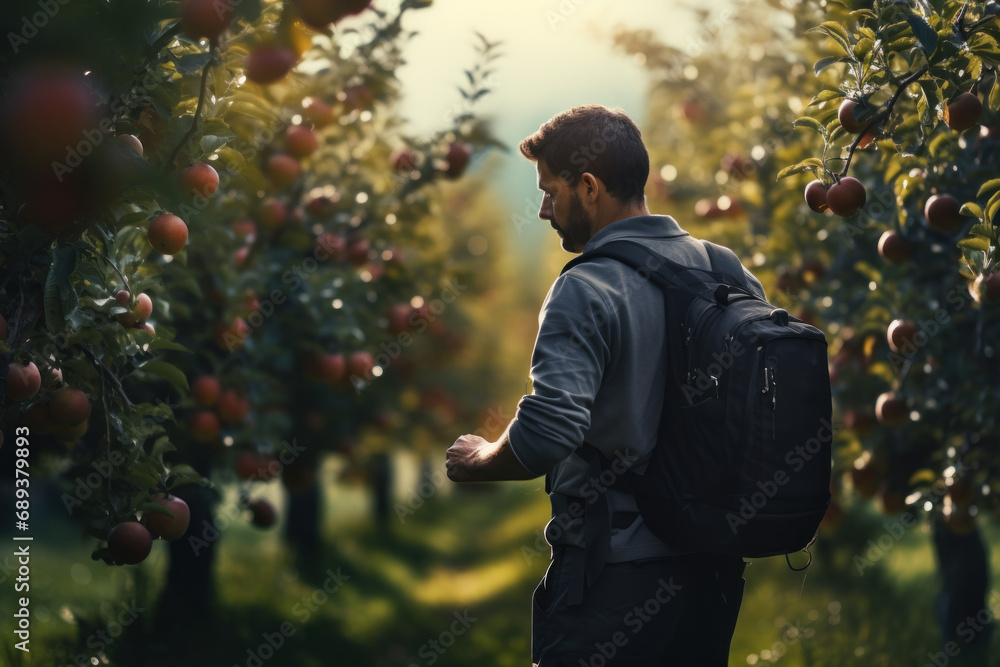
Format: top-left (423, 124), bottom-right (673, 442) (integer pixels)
top-left (837, 64), bottom-right (929, 178)
top-left (164, 43), bottom-right (216, 172)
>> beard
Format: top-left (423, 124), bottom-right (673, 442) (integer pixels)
top-left (553, 191), bottom-right (593, 253)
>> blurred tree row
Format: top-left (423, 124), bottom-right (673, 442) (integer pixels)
top-left (614, 0), bottom-right (999, 655)
top-left (0, 0), bottom-right (517, 644)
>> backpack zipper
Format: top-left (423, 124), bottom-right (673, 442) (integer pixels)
top-left (762, 365), bottom-right (777, 439)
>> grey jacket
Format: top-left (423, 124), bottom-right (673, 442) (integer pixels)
top-left (508, 214), bottom-right (766, 561)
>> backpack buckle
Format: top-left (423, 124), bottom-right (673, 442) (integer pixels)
top-left (769, 309), bottom-right (789, 326)
top-left (714, 285), bottom-right (731, 305)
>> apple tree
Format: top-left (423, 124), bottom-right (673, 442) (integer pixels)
top-left (0, 0), bottom-right (508, 654)
top-left (614, 0), bottom-right (1000, 655)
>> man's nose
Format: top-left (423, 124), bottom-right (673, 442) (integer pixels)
top-left (538, 198), bottom-right (552, 221)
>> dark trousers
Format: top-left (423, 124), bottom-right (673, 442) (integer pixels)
top-left (532, 549), bottom-right (746, 666)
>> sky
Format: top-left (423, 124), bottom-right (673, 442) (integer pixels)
top-left (391, 0), bottom-right (728, 258)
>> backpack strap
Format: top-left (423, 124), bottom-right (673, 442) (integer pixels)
top-left (701, 240), bottom-right (754, 293)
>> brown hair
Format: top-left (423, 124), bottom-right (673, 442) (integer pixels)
top-left (518, 105), bottom-right (649, 205)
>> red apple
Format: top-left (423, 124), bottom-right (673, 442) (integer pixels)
top-left (804, 180), bottom-right (828, 213)
top-left (985, 273), bottom-right (1000, 301)
top-left (249, 499), bottom-right (277, 528)
top-left (217, 390), bottom-right (249, 422)
top-left (5, 68), bottom-right (99, 167)
top-left (245, 46), bottom-right (298, 85)
top-left (189, 410), bottom-right (221, 443)
top-left (316, 233), bottom-right (346, 261)
top-left (347, 351), bottom-right (375, 378)
top-left (391, 147), bottom-right (418, 173)
top-left (48, 387), bottom-right (91, 426)
top-left (924, 194), bottom-right (967, 234)
top-left (443, 142), bottom-right (472, 179)
top-left (875, 391), bottom-right (907, 426)
top-left (144, 494), bottom-right (191, 541)
top-left (285, 126), bottom-right (318, 158)
top-left (347, 237), bottom-right (370, 266)
top-left (266, 154), bottom-right (301, 189)
top-left (838, 99), bottom-right (866, 133)
top-left (179, 162), bottom-right (220, 198)
top-left (387, 303), bottom-right (414, 334)
top-left (191, 376), bottom-right (221, 407)
top-left (826, 177), bottom-right (866, 217)
top-left (887, 319), bottom-right (918, 353)
top-left (259, 198), bottom-right (287, 230)
top-left (107, 521), bottom-right (153, 565)
top-left (877, 230), bottom-right (914, 262)
top-left (179, 0), bottom-right (233, 40)
top-left (5, 362), bottom-right (41, 402)
top-left (117, 134), bottom-right (143, 155)
top-left (947, 92), bottom-right (983, 132)
top-left (318, 353), bottom-right (346, 384)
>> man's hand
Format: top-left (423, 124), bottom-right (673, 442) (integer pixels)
top-left (445, 434), bottom-right (489, 482)
top-left (445, 432), bottom-right (539, 483)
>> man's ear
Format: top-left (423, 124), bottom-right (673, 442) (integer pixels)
top-left (579, 172), bottom-right (601, 204)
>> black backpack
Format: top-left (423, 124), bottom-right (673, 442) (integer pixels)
top-left (562, 239), bottom-right (832, 559)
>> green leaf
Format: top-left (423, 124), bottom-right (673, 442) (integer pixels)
top-left (987, 190), bottom-right (1000, 224)
top-left (967, 55), bottom-right (983, 82)
top-left (977, 179), bottom-right (1000, 199)
top-left (958, 235), bottom-right (991, 252)
top-left (887, 36), bottom-right (918, 52)
top-left (806, 90), bottom-right (845, 108)
top-left (200, 134), bottom-right (234, 154)
top-left (138, 360), bottom-right (190, 393)
top-left (961, 202), bottom-right (985, 220)
top-left (854, 37), bottom-right (875, 59)
top-left (147, 338), bottom-right (192, 353)
top-left (814, 56), bottom-right (851, 75)
top-left (151, 436), bottom-right (177, 459)
top-left (174, 52), bottom-right (212, 75)
top-left (792, 117), bottom-right (827, 135)
top-left (137, 501), bottom-right (174, 517)
top-left (808, 21), bottom-right (854, 56)
top-left (990, 76), bottom-right (1000, 112)
top-left (165, 464), bottom-right (209, 489)
top-left (850, 9), bottom-right (877, 23)
top-left (43, 267), bottom-right (64, 333)
top-left (917, 79), bottom-right (941, 125)
top-left (776, 158), bottom-right (824, 181)
top-left (905, 15), bottom-right (938, 56)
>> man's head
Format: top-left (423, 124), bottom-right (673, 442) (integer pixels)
top-left (519, 105), bottom-right (650, 252)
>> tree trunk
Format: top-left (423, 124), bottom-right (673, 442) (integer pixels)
top-left (931, 517), bottom-right (992, 666)
top-left (368, 451), bottom-right (393, 528)
top-left (153, 444), bottom-right (219, 638)
top-left (284, 479), bottom-right (320, 553)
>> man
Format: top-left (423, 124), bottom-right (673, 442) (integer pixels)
top-left (445, 105), bottom-right (762, 665)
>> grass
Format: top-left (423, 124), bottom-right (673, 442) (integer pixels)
top-left (4, 472), bottom-right (1000, 666)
